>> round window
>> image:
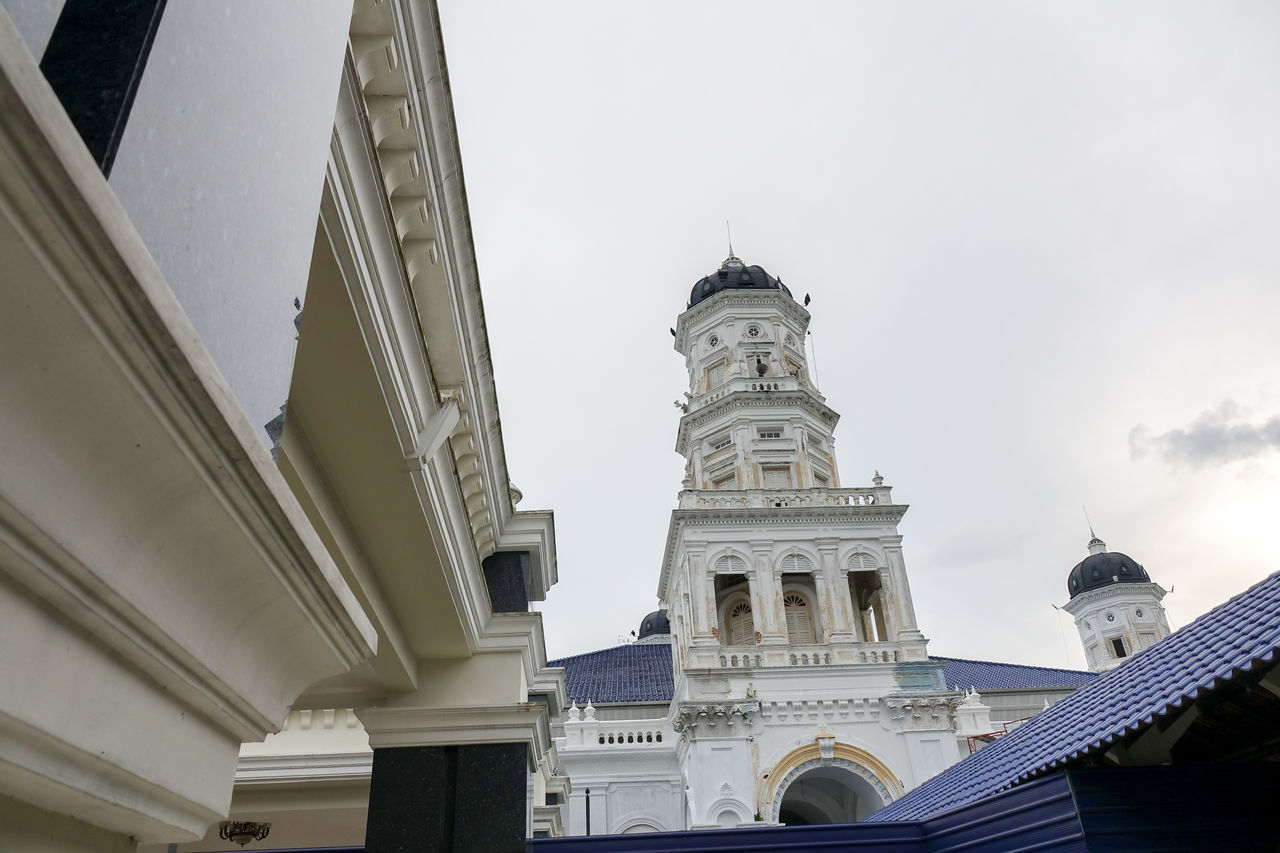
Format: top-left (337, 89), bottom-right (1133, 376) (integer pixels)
top-left (746, 325), bottom-right (762, 338)
top-left (708, 334), bottom-right (720, 348)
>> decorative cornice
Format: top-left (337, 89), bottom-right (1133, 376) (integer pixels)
top-left (670, 701), bottom-right (761, 741)
top-left (329, 3), bottom-right (560, 702)
top-left (346, 0), bottom-right (517, 565)
top-left (1062, 581), bottom-right (1169, 615)
top-left (676, 390), bottom-right (839, 454)
top-left (882, 694), bottom-right (961, 731)
top-left (758, 698), bottom-right (883, 723)
top-left (235, 752), bottom-right (373, 786)
top-left (674, 290), bottom-right (810, 352)
top-left (359, 702), bottom-right (551, 761)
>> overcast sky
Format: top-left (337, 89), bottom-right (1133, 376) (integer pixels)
top-left (438, 1), bottom-right (1280, 669)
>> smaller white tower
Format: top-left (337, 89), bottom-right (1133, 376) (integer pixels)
top-left (1062, 535), bottom-right (1172, 673)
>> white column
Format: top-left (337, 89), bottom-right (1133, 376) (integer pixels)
top-left (881, 535), bottom-right (924, 640)
top-left (588, 788), bottom-right (608, 835)
top-left (687, 550), bottom-right (715, 638)
top-left (817, 538), bottom-right (854, 641)
top-left (735, 421), bottom-right (753, 487)
top-left (752, 543), bottom-right (785, 643)
top-left (876, 567), bottom-right (897, 640)
top-left (794, 423), bottom-right (814, 487)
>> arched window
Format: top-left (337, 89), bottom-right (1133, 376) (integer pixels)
top-left (847, 552), bottom-right (877, 572)
top-left (783, 592), bottom-right (814, 644)
top-left (727, 600), bottom-right (754, 645)
top-left (780, 553), bottom-right (813, 573)
top-left (714, 554), bottom-right (748, 574)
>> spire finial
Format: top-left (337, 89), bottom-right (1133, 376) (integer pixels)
top-left (1083, 506), bottom-right (1107, 554)
top-left (726, 220), bottom-right (735, 258)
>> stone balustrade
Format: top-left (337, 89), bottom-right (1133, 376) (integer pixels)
top-left (695, 375), bottom-right (803, 409)
top-left (686, 641), bottom-right (915, 670)
top-left (677, 487), bottom-right (882, 510)
top-left (560, 711), bottom-right (675, 751)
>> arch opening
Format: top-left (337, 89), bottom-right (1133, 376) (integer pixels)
top-left (776, 764), bottom-right (885, 826)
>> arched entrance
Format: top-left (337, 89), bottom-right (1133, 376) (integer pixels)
top-left (776, 762), bottom-right (886, 824)
top-left (767, 743), bottom-right (901, 826)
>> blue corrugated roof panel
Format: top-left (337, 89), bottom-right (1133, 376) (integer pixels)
top-left (550, 642), bottom-right (674, 704)
top-left (871, 570), bottom-right (1280, 822)
top-left (932, 656), bottom-right (1099, 691)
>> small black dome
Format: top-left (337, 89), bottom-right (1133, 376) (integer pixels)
top-left (638, 609), bottom-right (670, 640)
top-left (1067, 549), bottom-right (1152, 599)
top-left (688, 255), bottom-right (793, 308)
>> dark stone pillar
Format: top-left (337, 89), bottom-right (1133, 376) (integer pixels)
top-left (483, 551), bottom-right (530, 613)
top-left (365, 743), bottom-right (527, 853)
top-left (39, 0), bottom-right (169, 175)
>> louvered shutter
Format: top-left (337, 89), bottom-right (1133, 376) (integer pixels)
top-left (715, 554), bottom-right (747, 573)
top-left (783, 593), bottom-right (814, 644)
top-left (781, 553), bottom-right (812, 573)
top-left (729, 602), bottom-right (753, 645)
top-left (847, 552), bottom-right (877, 571)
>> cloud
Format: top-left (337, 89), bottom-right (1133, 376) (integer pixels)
top-left (1130, 402), bottom-right (1280, 467)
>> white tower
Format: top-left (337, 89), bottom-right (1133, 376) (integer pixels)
top-left (1062, 535), bottom-right (1172, 673)
top-left (659, 255), bottom-right (959, 829)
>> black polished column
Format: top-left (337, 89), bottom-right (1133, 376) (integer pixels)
top-left (364, 743), bottom-right (527, 853)
top-left (482, 550), bottom-right (531, 613)
top-left (364, 548), bottom-right (535, 851)
top-left (39, 0), bottom-right (168, 175)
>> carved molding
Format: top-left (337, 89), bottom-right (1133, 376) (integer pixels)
top-left (882, 694), bottom-right (961, 731)
top-left (674, 290), bottom-right (811, 352)
top-left (758, 698), bottom-right (883, 724)
top-left (671, 702), bottom-right (761, 740)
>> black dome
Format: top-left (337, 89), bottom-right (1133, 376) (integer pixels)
top-left (1067, 547), bottom-right (1152, 599)
top-left (637, 609), bottom-right (670, 640)
top-left (688, 255), bottom-right (793, 308)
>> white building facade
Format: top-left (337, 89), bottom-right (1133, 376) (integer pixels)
top-left (0, 2), bottom-right (567, 851)
top-left (556, 256), bottom-right (997, 834)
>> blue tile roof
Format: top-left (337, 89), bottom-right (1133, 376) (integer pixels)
top-left (550, 644), bottom-right (1092, 705)
top-left (550, 641), bottom-right (674, 704)
top-left (931, 656), bottom-right (1099, 691)
top-left (871, 570), bottom-right (1280, 822)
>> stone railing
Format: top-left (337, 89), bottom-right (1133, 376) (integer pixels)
top-left (695, 376), bottom-right (803, 410)
top-left (688, 642), bottom-right (914, 671)
top-left (591, 727), bottom-right (668, 747)
top-left (678, 487), bottom-right (884, 510)
top-left (560, 710), bottom-right (675, 751)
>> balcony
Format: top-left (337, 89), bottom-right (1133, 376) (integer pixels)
top-left (686, 642), bottom-right (920, 671)
top-left (678, 487), bottom-right (884, 510)
top-left (696, 375), bottom-right (804, 409)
